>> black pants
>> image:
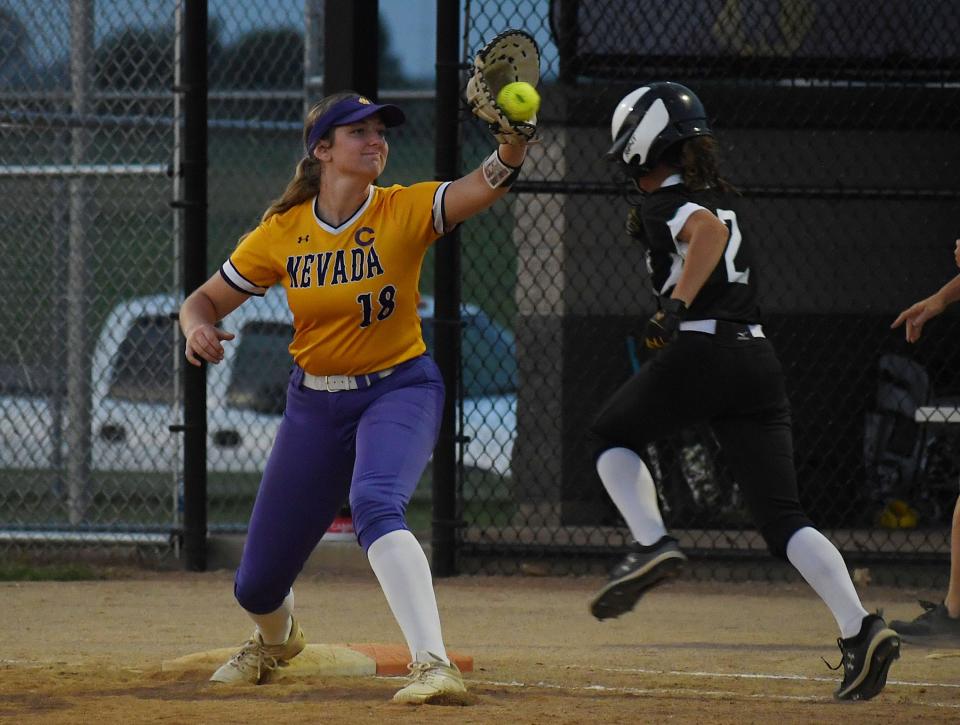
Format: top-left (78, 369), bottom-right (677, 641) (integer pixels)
top-left (590, 324), bottom-right (812, 558)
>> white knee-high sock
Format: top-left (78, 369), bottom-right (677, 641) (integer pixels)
top-left (597, 447), bottom-right (667, 546)
top-left (786, 527), bottom-right (868, 638)
top-left (248, 589), bottom-right (294, 645)
top-left (368, 529), bottom-right (448, 664)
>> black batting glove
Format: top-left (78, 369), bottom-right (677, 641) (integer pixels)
top-left (643, 298), bottom-right (688, 350)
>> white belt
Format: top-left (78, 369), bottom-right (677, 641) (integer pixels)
top-left (302, 366), bottom-right (396, 392)
top-left (678, 319), bottom-right (765, 338)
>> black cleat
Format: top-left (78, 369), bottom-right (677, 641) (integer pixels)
top-left (890, 600), bottom-right (960, 647)
top-left (831, 614), bottom-right (901, 701)
top-left (590, 535), bottom-right (686, 621)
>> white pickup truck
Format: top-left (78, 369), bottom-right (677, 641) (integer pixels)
top-left (0, 289), bottom-right (517, 478)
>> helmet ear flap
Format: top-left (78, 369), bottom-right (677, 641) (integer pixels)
top-left (657, 140), bottom-right (684, 168)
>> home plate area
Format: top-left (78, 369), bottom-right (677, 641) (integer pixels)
top-left (161, 643), bottom-right (473, 681)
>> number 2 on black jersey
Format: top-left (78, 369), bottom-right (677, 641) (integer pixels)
top-left (717, 209), bottom-right (749, 285)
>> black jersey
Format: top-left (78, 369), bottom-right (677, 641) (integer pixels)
top-left (633, 181), bottom-right (761, 323)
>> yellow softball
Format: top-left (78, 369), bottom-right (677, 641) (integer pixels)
top-left (496, 81), bottom-right (540, 122)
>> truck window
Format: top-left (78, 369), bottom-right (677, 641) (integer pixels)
top-left (462, 312), bottom-right (517, 398)
top-left (422, 311), bottom-right (518, 398)
top-left (227, 321), bottom-right (294, 415)
top-left (108, 315), bottom-right (175, 404)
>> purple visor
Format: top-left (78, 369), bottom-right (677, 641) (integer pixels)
top-left (305, 96), bottom-right (405, 152)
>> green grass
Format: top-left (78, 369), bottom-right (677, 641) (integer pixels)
top-left (0, 466), bottom-right (516, 532)
top-left (399, 499), bottom-right (517, 535)
top-left (205, 467), bottom-right (519, 533)
top-left (0, 561), bottom-right (104, 581)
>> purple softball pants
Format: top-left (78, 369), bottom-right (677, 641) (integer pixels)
top-left (234, 354), bottom-right (444, 614)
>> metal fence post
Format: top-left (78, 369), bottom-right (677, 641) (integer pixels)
top-left (180, 0), bottom-right (209, 571)
top-left (66, 0), bottom-right (94, 524)
top-left (431, 0), bottom-right (462, 577)
top-left (323, 0), bottom-right (378, 97)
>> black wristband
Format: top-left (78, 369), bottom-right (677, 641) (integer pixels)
top-left (660, 297), bottom-right (688, 319)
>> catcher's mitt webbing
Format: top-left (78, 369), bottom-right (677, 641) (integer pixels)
top-left (465, 29), bottom-right (540, 145)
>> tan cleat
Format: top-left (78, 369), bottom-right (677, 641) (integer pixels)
top-left (209, 618), bottom-right (306, 685)
top-left (392, 654), bottom-right (469, 705)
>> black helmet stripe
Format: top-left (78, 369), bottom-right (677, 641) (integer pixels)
top-left (606, 86), bottom-right (659, 160)
top-left (606, 82), bottom-right (713, 173)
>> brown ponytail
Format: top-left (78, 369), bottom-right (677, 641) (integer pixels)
top-left (678, 136), bottom-right (736, 194)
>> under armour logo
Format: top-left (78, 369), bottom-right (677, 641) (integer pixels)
top-left (297, 234), bottom-right (310, 244)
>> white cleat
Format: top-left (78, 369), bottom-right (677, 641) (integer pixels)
top-left (392, 653), bottom-right (469, 705)
top-left (209, 619), bottom-right (305, 685)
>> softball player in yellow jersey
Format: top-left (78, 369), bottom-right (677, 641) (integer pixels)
top-left (178, 91), bottom-right (529, 703)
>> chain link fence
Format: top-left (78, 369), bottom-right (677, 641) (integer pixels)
top-left (1, 1), bottom-right (179, 551)
top-left (0, 1), bottom-right (455, 558)
top-left (1, 1), bottom-right (958, 581)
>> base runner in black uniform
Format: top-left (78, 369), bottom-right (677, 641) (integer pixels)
top-left (588, 82), bottom-right (900, 701)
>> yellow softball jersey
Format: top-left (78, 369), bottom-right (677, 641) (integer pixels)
top-left (220, 181), bottom-right (452, 375)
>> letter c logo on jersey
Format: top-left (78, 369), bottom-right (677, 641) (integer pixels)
top-left (355, 226), bottom-right (375, 246)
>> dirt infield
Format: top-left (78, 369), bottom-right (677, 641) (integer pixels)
top-left (3, 568), bottom-right (959, 723)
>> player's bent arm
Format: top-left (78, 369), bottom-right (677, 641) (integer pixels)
top-left (670, 209), bottom-right (729, 307)
top-left (179, 274), bottom-right (248, 366)
top-left (443, 143), bottom-right (527, 226)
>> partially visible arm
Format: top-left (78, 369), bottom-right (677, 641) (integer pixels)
top-left (890, 238), bottom-right (960, 343)
top-left (442, 142), bottom-right (527, 226)
top-left (179, 274), bottom-right (249, 366)
top-left (891, 272), bottom-right (960, 343)
top-left (670, 209), bottom-right (730, 306)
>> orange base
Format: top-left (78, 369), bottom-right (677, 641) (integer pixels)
top-left (344, 643), bottom-right (473, 676)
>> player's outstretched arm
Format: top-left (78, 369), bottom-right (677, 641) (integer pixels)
top-left (443, 142), bottom-right (527, 226)
top-left (179, 274), bottom-right (246, 366)
top-left (444, 28), bottom-right (539, 227)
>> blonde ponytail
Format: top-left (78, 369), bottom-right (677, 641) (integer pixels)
top-left (243, 90), bottom-right (361, 236)
top-left (260, 155), bottom-right (323, 222)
